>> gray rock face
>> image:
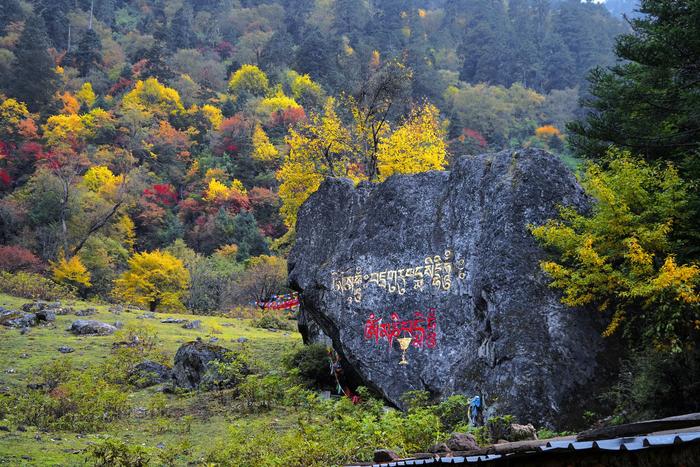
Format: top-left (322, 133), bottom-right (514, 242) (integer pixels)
top-left (172, 341), bottom-right (247, 389)
top-left (289, 149), bottom-right (615, 428)
top-left (68, 320), bottom-right (117, 335)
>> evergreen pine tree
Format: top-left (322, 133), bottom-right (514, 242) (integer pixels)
top-left (11, 15), bottom-right (59, 112)
top-left (74, 28), bottom-right (103, 76)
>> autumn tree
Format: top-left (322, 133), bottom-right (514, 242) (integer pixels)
top-left (113, 250), bottom-right (190, 312)
top-left (277, 97), bottom-right (353, 227)
top-left (531, 151), bottom-right (698, 352)
top-left (348, 59), bottom-right (412, 180)
top-left (228, 64), bottom-right (269, 99)
top-left (51, 253), bottom-right (92, 295)
top-left (376, 102), bottom-right (447, 181)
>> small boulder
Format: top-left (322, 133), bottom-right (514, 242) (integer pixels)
top-left (75, 307), bottom-right (96, 317)
top-left (108, 305), bottom-right (124, 314)
top-left (428, 443), bottom-right (451, 453)
top-left (172, 341), bottom-right (248, 390)
top-left (182, 320), bottom-right (201, 330)
top-left (161, 317), bottom-right (188, 324)
top-left (68, 320), bottom-right (117, 336)
top-left (509, 423), bottom-right (537, 441)
top-left (36, 309), bottom-right (56, 322)
top-left (235, 337), bottom-right (248, 343)
top-left (130, 360), bottom-right (172, 388)
top-left (445, 432), bottom-right (480, 451)
top-left (373, 449), bottom-right (401, 463)
top-left (0, 310), bottom-right (37, 328)
top-left (58, 346), bottom-right (74, 354)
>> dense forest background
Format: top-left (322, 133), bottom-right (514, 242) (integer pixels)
top-left (0, 0), bottom-right (628, 310)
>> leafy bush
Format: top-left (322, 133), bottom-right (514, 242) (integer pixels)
top-left (86, 438), bottom-right (151, 466)
top-left (606, 348), bottom-right (700, 421)
top-left (6, 368), bottom-right (129, 432)
top-left (252, 313), bottom-right (295, 331)
top-left (282, 343), bottom-right (334, 388)
top-left (0, 271), bottom-right (75, 300)
top-left (237, 374), bottom-right (286, 412)
top-left (486, 415), bottom-right (516, 443)
top-left (206, 390), bottom-right (445, 466)
top-left (0, 245), bottom-right (43, 272)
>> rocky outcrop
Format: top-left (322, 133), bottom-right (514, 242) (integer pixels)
top-left (68, 320), bottom-right (117, 335)
top-left (172, 341), bottom-right (248, 389)
top-left (289, 149), bottom-right (616, 428)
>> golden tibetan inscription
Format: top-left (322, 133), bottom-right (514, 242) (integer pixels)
top-left (331, 250), bottom-right (466, 303)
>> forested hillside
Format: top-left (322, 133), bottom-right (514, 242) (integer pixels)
top-left (0, 0), bottom-right (626, 308)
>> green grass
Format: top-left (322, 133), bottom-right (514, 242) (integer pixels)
top-left (0, 293), bottom-right (302, 465)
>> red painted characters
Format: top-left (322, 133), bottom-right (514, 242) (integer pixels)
top-left (364, 309), bottom-right (437, 349)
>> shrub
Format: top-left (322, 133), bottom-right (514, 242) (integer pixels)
top-left (486, 415), bottom-right (516, 443)
top-left (0, 271), bottom-right (75, 300)
top-left (7, 369), bottom-right (129, 432)
top-left (252, 313), bottom-right (295, 331)
top-left (0, 245), bottom-right (42, 272)
top-left (237, 374), bottom-right (286, 412)
top-left (282, 343), bottom-right (334, 388)
top-left (86, 438), bottom-right (151, 466)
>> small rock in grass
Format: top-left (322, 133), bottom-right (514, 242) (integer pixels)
top-left (182, 320), bottom-right (201, 330)
top-left (58, 346), bottom-right (74, 353)
top-left (236, 337), bottom-right (248, 343)
top-left (68, 320), bottom-right (117, 336)
top-left (0, 426), bottom-right (9, 432)
top-left (74, 307), bottom-right (96, 317)
top-left (156, 442), bottom-right (165, 449)
top-left (19, 353), bottom-right (30, 359)
top-left (209, 337), bottom-right (219, 343)
top-left (161, 317), bottom-right (188, 324)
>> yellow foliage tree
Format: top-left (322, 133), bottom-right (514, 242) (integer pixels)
top-left (76, 82), bottom-right (96, 109)
top-left (122, 77), bottom-right (184, 117)
top-left (277, 97), bottom-right (448, 227)
top-left (51, 254), bottom-right (92, 291)
top-left (228, 64), bottom-right (269, 97)
top-left (113, 250), bottom-right (190, 312)
top-left (251, 124), bottom-right (279, 161)
top-left (204, 178), bottom-right (247, 202)
top-left (376, 103), bottom-right (447, 181)
top-left (257, 88), bottom-right (301, 115)
top-left (82, 165), bottom-right (122, 194)
top-left (277, 97), bottom-right (354, 227)
top-left (530, 152), bottom-right (698, 351)
top-left (201, 104), bottom-right (223, 129)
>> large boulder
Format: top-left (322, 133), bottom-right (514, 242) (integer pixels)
top-left (288, 149), bottom-right (617, 428)
top-left (172, 341), bottom-right (248, 390)
top-left (68, 320), bottom-right (117, 335)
